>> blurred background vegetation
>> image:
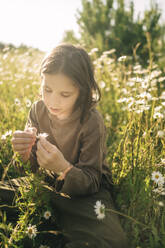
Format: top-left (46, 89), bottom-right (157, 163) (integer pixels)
top-left (62, 0), bottom-right (165, 68)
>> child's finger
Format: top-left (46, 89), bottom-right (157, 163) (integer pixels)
top-left (37, 140), bottom-right (50, 159)
top-left (39, 137), bottom-right (55, 152)
top-left (13, 131), bottom-right (34, 138)
top-left (16, 149), bottom-right (30, 155)
top-left (11, 137), bottom-right (34, 144)
top-left (13, 143), bottom-right (30, 151)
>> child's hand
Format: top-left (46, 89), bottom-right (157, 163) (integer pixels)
top-left (11, 127), bottom-right (37, 162)
top-left (36, 137), bottom-right (71, 173)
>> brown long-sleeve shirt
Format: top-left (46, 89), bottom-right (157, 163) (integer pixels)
top-left (25, 99), bottom-right (113, 196)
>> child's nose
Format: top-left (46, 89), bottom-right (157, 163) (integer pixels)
top-left (50, 93), bottom-right (61, 107)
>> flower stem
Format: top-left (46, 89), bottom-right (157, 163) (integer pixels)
top-left (106, 208), bottom-right (150, 229)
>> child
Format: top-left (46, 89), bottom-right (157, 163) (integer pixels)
top-left (10, 43), bottom-right (128, 247)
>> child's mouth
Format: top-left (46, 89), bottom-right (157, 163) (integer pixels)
top-left (50, 107), bottom-right (61, 113)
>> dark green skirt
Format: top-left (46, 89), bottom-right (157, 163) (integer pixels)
top-left (0, 177), bottom-right (128, 248)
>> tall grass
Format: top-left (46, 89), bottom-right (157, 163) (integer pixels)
top-left (0, 46), bottom-right (165, 247)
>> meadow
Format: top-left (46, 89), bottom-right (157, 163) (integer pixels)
top-left (0, 46), bottom-right (165, 247)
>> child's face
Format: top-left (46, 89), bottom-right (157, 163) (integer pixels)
top-left (41, 73), bottom-right (80, 120)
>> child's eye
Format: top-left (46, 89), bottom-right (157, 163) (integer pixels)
top-left (61, 94), bottom-right (70, 97)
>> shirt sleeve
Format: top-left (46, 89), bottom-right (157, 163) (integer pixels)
top-left (58, 111), bottom-right (107, 197)
top-left (24, 102), bottom-right (40, 173)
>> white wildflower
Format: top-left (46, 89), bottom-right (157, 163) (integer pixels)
top-left (26, 224), bottom-right (37, 239)
top-left (38, 133), bottom-right (49, 139)
top-left (1, 130), bottom-right (12, 140)
top-left (143, 132), bottom-right (146, 138)
top-left (151, 70), bottom-right (162, 79)
top-left (158, 77), bottom-right (165, 82)
top-left (121, 88), bottom-right (128, 94)
top-left (152, 97), bottom-right (159, 101)
top-left (94, 200), bottom-right (105, 220)
top-left (151, 171), bottom-right (164, 186)
top-left (153, 186), bottom-right (165, 195)
top-left (143, 105), bottom-right (150, 111)
top-left (141, 81), bottom-right (149, 89)
top-left (157, 130), bottom-right (165, 138)
top-left (135, 109), bottom-right (143, 114)
top-left (160, 92), bottom-right (165, 100)
top-left (99, 81), bottom-right (106, 89)
top-left (1, 134), bottom-right (6, 140)
top-left (103, 49), bottom-right (116, 55)
top-left (133, 64), bottom-right (142, 71)
top-left (105, 114), bottom-right (111, 122)
top-left (126, 81), bottom-right (135, 87)
top-left (26, 99), bottom-right (31, 108)
top-left (118, 56), bottom-right (127, 62)
top-left (138, 92), bottom-right (152, 101)
top-left (135, 99), bottom-right (146, 105)
top-left (153, 112), bottom-right (164, 119)
top-left (105, 87), bottom-right (110, 92)
top-left (117, 97), bottom-right (128, 103)
top-left (157, 201), bottom-right (164, 207)
top-left (161, 158), bottom-right (165, 164)
top-left (88, 48), bottom-right (99, 55)
top-left (44, 211), bottom-right (51, 220)
top-left (154, 106), bottom-right (162, 112)
top-left (14, 98), bottom-right (21, 106)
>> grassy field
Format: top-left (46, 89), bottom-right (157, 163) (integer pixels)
top-left (0, 46), bottom-right (165, 247)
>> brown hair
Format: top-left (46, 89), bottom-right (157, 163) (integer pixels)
top-left (40, 43), bottom-right (101, 124)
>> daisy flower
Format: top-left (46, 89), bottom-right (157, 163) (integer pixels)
top-left (44, 210), bottom-right (51, 220)
top-left (151, 171), bottom-right (164, 186)
top-left (14, 98), bottom-right (21, 106)
top-left (26, 99), bottom-right (31, 108)
top-left (26, 224), bottom-right (37, 239)
top-left (94, 200), bottom-right (105, 220)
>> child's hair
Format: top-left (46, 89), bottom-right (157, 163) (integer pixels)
top-left (40, 43), bottom-right (101, 124)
